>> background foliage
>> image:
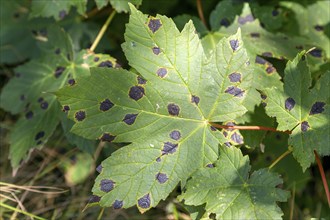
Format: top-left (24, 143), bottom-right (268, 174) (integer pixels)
top-left (0, 0), bottom-right (329, 219)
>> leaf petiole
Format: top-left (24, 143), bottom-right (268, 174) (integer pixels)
top-left (269, 149), bottom-right (292, 170)
top-left (210, 123), bottom-right (292, 134)
top-left (314, 150), bottom-right (330, 207)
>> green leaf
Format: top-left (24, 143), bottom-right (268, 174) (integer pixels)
top-left (173, 14), bottom-right (208, 37)
top-left (56, 5), bottom-right (253, 212)
top-left (181, 146), bottom-right (289, 219)
top-left (30, 0), bottom-right (87, 20)
top-left (263, 52), bottom-right (329, 170)
top-left (96, 0), bottom-right (143, 12)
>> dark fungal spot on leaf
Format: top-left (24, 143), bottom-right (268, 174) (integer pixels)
top-left (262, 102), bottom-right (267, 107)
top-left (62, 105), bottom-right (70, 112)
top-left (100, 99), bottom-right (114, 111)
top-left (93, 57), bottom-right (99, 62)
top-left (255, 56), bottom-right (267, 65)
top-left (123, 113), bottom-right (138, 125)
top-left (167, 103), bottom-right (180, 116)
top-left (191, 95), bottom-right (200, 105)
top-left (68, 79), bottom-right (75, 86)
top-left (156, 157), bottom-right (161, 162)
top-left (223, 131), bottom-right (228, 137)
top-left (148, 18), bottom-right (162, 33)
top-left (155, 172), bottom-right (168, 184)
top-left (262, 52), bottom-right (273, 57)
top-left (38, 97), bottom-right (44, 103)
top-left (225, 86), bottom-right (244, 97)
top-left (220, 18), bottom-right (230, 27)
top-left (238, 14), bottom-right (254, 24)
top-left (88, 195), bottom-right (100, 203)
top-left (157, 68), bottom-right (167, 78)
top-left (310, 102), bottom-right (325, 115)
top-left (301, 121), bottom-right (310, 132)
top-left (309, 48), bottom-right (322, 58)
top-left (314, 25), bottom-right (324, 31)
top-left (113, 200), bottom-right (123, 209)
top-left (285, 97), bottom-right (295, 111)
top-left (231, 132), bottom-right (244, 144)
top-left (152, 47), bottom-right (161, 55)
top-left (40, 101), bottom-right (48, 110)
top-left (55, 48), bottom-right (60, 54)
top-left (75, 111), bottom-right (86, 121)
top-left (100, 133), bottom-right (116, 142)
top-left (170, 130), bottom-right (181, 140)
top-left (98, 61), bottom-right (113, 68)
top-left (100, 179), bottom-right (115, 192)
top-left (301, 55), bottom-right (306, 61)
top-left (206, 163), bottom-right (214, 168)
top-left (209, 213), bottom-right (217, 220)
top-left (138, 194), bottom-right (151, 210)
top-left (162, 142), bottom-right (178, 154)
top-left (137, 76), bottom-right (147, 84)
top-left (266, 66), bottom-right (276, 74)
top-left (129, 86), bottom-right (145, 101)
top-left (210, 126), bottom-right (217, 131)
top-left (228, 72), bottom-right (241, 82)
top-left (59, 10), bottom-right (67, 19)
top-left (96, 164), bottom-right (102, 173)
top-left (250, 32), bottom-right (260, 38)
top-left (25, 111), bottom-right (33, 119)
top-left (229, 39), bottom-right (239, 51)
top-left (35, 131), bottom-right (45, 140)
top-left (226, 121), bottom-right (236, 128)
top-left (272, 9), bottom-right (279, 16)
top-left (224, 142), bottom-right (232, 147)
top-left (20, 95), bottom-right (25, 101)
top-left (261, 94), bottom-right (267, 100)
top-left (54, 66), bottom-right (65, 78)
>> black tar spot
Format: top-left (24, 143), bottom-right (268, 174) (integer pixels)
top-left (224, 142), bottom-right (232, 147)
top-left (301, 121), bottom-right (310, 132)
top-left (310, 102), bottom-right (325, 115)
top-left (167, 103), bottom-right (180, 116)
top-left (223, 131), bottom-right (228, 137)
top-left (40, 101), bottom-right (48, 110)
top-left (129, 86), bottom-right (145, 101)
top-left (228, 72), bottom-right (241, 82)
top-left (230, 39), bottom-right (239, 51)
top-left (231, 132), bottom-right (244, 144)
top-left (100, 99), bottom-right (114, 111)
top-left (38, 97), bottom-right (44, 103)
top-left (96, 164), bottom-right (102, 173)
top-left (255, 56), bottom-right (267, 64)
top-left (191, 95), bottom-right (200, 105)
top-left (59, 10), bottom-right (67, 19)
top-left (156, 157), bottom-right (161, 162)
top-left (262, 52), bottom-right (273, 57)
top-left (309, 48), bottom-right (322, 58)
top-left (225, 86), bottom-right (244, 97)
top-left (123, 113), bottom-right (138, 125)
top-left (75, 111), bottom-right (86, 121)
top-left (137, 76), bottom-right (147, 84)
top-left (170, 130), bottom-right (181, 140)
top-left (100, 133), bottom-right (116, 142)
top-left (68, 79), bottom-right (75, 86)
top-left (113, 200), bottom-right (123, 209)
top-left (155, 172), bottom-right (168, 183)
top-left (25, 111), bottom-right (33, 119)
top-left (138, 194), bottom-right (150, 209)
top-left (148, 18), bottom-right (162, 33)
top-left (94, 57), bottom-right (99, 62)
top-left (152, 47), bottom-right (161, 55)
top-left (88, 195), bottom-right (101, 203)
top-left (261, 94), bottom-right (267, 100)
top-left (285, 97), bottom-right (295, 111)
top-left (54, 66), bottom-right (65, 78)
top-left (238, 14), bottom-right (254, 24)
top-left (98, 61), bottom-right (113, 68)
top-left (314, 25), bottom-right (324, 31)
top-left (35, 131), bottom-right (45, 140)
top-left (62, 105), bottom-right (70, 112)
top-left (157, 68), bottom-right (167, 78)
top-left (266, 66), bottom-right (276, 74)
top-left (220, 18), bottom-right (230, 27)
top-left (206, 164), bottom-right (214, 168)
top-left (100, 179), bottom-right (115, 192)
top-left (55, 48), bottom-right (61, 54)
top-left (250, 32), bottom-right (260, 38)
top-left (210, 126), bottom-right (217, 131)
top-left (162, 142), bottom-right (178, 154)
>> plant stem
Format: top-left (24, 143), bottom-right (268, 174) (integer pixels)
top-left (210, 123), bottom-right (292, 134)
top-left (196, 0), bottom-right (207, 28)
top-left (269, 149), bottom-right (292, 170)
top-left (90, 10), bottom-right (116, 52)
top-left (0, 202), bottom-right (46, 220)
top-left (314, 150), bottom-right (330, 207)
top-left (289, 183), bottom-right (296, 220)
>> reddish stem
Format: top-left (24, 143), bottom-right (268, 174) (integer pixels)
top-left (196, 0), bottom-right (207, 28)
top-left (314, 150), bottom-right (330, 207)
top-left (210, 123), bottom-right (292, 134)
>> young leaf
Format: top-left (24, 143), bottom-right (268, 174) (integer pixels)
top-left (56, 5), bottom-right (253, 212)
top-left (263, 52), bottom-right (329, 170)
top-left (181, 146), bottom-right (289, 219)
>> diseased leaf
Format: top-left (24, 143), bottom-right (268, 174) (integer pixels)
top-left (181, 146), bottom-right (289, 219)
top-left (263, 51), bottom-right (329, 170)
top-left (30, 0), bottom-right (87, 20)
top-left (56, 5), bottom-right (253, 212)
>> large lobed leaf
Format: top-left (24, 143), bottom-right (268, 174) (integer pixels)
top-left (181, 146), bottom-right (289, 219)
top-left (56, 5), bottom-right (253, 212)
top-left (263, 51), bottom-right (329, 170)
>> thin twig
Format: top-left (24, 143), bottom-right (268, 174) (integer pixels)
top-left (289, 183), bottom-right (296, 220)
top-left (269, 149), bottom-right (292, 170)
top-left (90, 10), bottom-right (116, 52)
top-left (196, 0), bottom-right (207, 28)
top-left (210, 123), bottom-right (292, 134)
top-left (314, 150), bottom-right (330, 207)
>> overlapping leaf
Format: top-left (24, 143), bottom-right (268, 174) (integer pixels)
top-left (0, 26), bottom-right (118, 171)
top-left (181, 146), bottom-right (289, 219)
top-left (56, 5), bottom-right (253, 212)
top-left (95, 0), bottom-right (142, 12)
top-left (263, 51), bottom-right (329, 170)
